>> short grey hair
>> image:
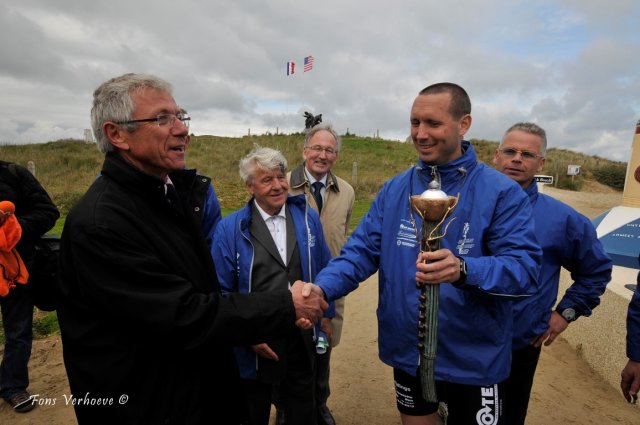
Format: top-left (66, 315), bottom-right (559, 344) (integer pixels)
top-left (304, 122), bottom-right (341, 152)
top-left (91, 73), bottom-right (173, 153)
top-left (239, 146), bottom-right (288, 184)
top-left (502, 122), bottom-right (548, 155)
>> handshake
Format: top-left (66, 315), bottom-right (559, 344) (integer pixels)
top-left (290, 280), bottom-right (328, 329)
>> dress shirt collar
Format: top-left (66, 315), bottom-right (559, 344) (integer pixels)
top-left (304, 167), bottom-right (328, 187)
top-left (254, 199), bottom-right (286, 221)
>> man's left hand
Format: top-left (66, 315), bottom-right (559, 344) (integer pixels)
top-left (532, 311), bottom-right (569, 347)
top-left (621, 359), bottom-right (640, 403)
top-left (251, 343), bottom-right (279, 361)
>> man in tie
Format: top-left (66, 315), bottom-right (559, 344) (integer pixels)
top-left (57, 73), bottom-right (327, 425)
top-left (286, 122), bottom-right (355, 425)
top-left (212, 146), bottom-right (333, 425)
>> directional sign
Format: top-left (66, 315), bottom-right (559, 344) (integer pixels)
top-left (535, 175), bottom-right (554, 184)
top-left (567, 165), bottom-right (581, 176)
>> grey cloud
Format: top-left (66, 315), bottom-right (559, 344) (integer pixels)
top-left (0, 0), bottom-right (638, 162)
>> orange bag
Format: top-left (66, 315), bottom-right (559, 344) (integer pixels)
top-left (0, 200), bottom-right (29, 296)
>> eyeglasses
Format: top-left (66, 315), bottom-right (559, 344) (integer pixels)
top-left (498, 148), bottom-right (542, 161)
top-left (306, 145), bottom-right (337, 155)
top-left (117, 113), bottom-right (190, 129)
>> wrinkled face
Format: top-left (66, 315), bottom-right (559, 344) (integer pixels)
top-left (410, 92), bottom-right (471, 166)
top-left (493, 130), bottom-right (545, 189)
top-left (247, 166), bottom-right (289, 215)
top-left (118, 89), bottom-right (189, 178)
top-left (303, 130), bottom-right (338, 180)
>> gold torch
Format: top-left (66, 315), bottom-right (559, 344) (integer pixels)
top-left (410, 180), bottom-right (458, 402)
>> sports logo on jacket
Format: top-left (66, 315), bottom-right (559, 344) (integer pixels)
top-left (396, 219), bottom-right (418, 249)
top-left (456, 222), bottom-right (474, 255)
top-left (308, 232), bottom-right (317, 248)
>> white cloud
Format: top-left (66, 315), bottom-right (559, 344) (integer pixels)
top-left (0, 0), bottom-right (638, 161)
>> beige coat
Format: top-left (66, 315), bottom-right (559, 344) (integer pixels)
top-left (288, 164), bottom-right (355, 346)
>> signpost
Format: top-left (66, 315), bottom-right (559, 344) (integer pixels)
top-left (535, 175), bottom-right (554, 193)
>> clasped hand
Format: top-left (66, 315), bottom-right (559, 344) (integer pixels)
top-left (290, 280), bottom-right (328, 329)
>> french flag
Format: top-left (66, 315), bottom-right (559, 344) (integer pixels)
top-left (286, 62), bottom-right (295, 76)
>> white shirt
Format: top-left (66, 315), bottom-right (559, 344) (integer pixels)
top-left (304, 168), bottom-right (328, 199)
top-left (254, 200), bottom-right (287, 264)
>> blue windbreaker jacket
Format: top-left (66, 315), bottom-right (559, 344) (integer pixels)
top-left (315, 142), bottom-right (542, 385)
top-left (513, 182), bottom-right (612, 350)
top-left (212, 194), bottom-right (333, 379)
top-left (202, 184), bottom-right (221, 248)
top-left (628, 257), bottom-right (640, 362)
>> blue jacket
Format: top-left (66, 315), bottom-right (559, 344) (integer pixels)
top-left (513, 183), bottom-right (612, 349)
top-left (202, 184), bottom-right (222, 248)
top-left (314, 142), bottom-right (542, 385)
top-left (212, 194), bottom-right (333, 379)
top-left (628, 257), bottom-right (640, 361)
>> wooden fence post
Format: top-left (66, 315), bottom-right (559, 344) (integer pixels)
top-left (352, 162), bottom-right (358, 185)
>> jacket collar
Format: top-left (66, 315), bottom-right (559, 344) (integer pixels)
top-left (290, 163), bottom-right (341, 192)
top-left (416, 140), bottom-right (477, 182)
top-left (239, 194), bottom-right (307, 230)
top-left (101, 152), bottom-right (197, 202)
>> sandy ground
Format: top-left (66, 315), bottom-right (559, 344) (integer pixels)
top-left (1, 183), bottom-right (639, 424)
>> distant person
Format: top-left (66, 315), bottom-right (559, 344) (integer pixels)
top-left (56, 73), bottom-right (327, 425)
top-left (493, 122), bottom-right (612, 424)
top-left (0, 161), bottom-right (59, 413)
top-left (306, 83), bottom-right (542, 425)
top-left (212, 147), bottom-right (333, 425)
top-left (621, 256), bottom-right (640, 403)
top-left (283, 122), bottom-right (355, 425)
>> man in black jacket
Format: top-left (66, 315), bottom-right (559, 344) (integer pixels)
top-left (0, 161), bottom-right (59, 413)
top-left (57, 73), bottom-right (327, 425)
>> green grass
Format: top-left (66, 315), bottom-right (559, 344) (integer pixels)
top-left (0, 135), bottom-right (626, 217)
top-left (350, 199), bottom-right (372, 233)
top-left (32, 311), bottom-right (60, 339)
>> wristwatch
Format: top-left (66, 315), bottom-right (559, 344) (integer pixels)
top-left (558, 307), bottom-right (577, 323)
top-left (451, 257), bottom-right (467, 287)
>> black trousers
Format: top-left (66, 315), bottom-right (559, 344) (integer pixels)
top-left (0, 280), bottom-right (34, 399)
top-left (394, 367), bottom-right (505, 424)
top-left (503, 345), bottom-right (542, 425)
top-left (242, 335), bottom-right (315, 425)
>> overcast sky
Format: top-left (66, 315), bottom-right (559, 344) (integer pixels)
top-left (1, 0), bottom-right (639, 162)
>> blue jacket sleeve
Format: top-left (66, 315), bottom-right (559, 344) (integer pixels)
top-left (463, 185), bottom-right (541, 297)
top-left (628, 283), bottom-right (640, 361)
top-left (211, 217), bottom-right (238, 295)
top-left (315, 189), bottom-right (384, 301)
top-left (202, 184), bottom-right (222, 249)
top-left (555, 212), bottom-right (612, 316)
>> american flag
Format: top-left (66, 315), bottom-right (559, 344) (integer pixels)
top-left (286, 61), bottom-right (295, 76)
top-left (304, 55), bottom-right (314, 72)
